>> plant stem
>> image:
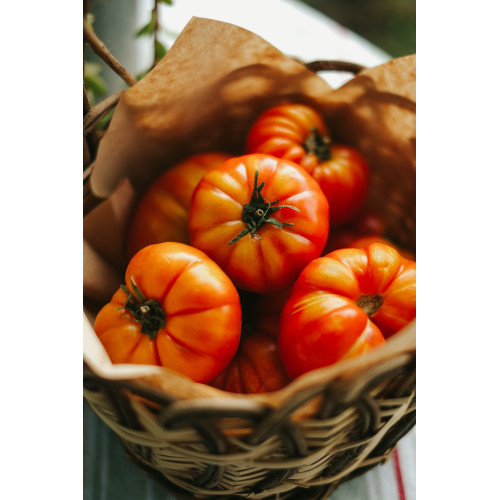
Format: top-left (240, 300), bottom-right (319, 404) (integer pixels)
top-left (83, 90), bottom-right (124, 136)
top-left (83, 18), bottom-right (137, 87)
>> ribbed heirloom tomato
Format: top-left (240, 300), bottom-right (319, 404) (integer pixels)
top-left (126, 152), bottom-right (230, 259)
top-left (246, 103), bottom-right (370, 226)
top-left (211, 332), bottom-right (290, 394)
top-left (211, 291), bottom-right (291, 394)
top-left (279, 243), bottom-right (416, 378)
top-left (93, 242), bottom-right (242, 383)
top-left (188, 154), bottom-right (330, 293)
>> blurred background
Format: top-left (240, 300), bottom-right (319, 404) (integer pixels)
top-left (84, 0), bottom-right (416, 105)
top-left (300, 0), bottom-right (416, 58)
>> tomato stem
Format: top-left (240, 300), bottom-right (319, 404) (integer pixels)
top-left (120, 276), bottom-right (166, 339)
top-left (228, 170), bottom-right (300, 245)
top-left (303, 127), bottom-right (332, 162)
top-left (356, 294), bottom-right (384, 316)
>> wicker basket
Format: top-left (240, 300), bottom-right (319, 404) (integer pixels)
top-left (83, 14), bottom-right (415, 500)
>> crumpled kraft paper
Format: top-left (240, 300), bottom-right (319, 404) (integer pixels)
top-left (83, 17), bottom-right (415, 400)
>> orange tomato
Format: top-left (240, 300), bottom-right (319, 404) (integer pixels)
top-left (126, 152), bottom-right (230, 259)
top-left (210, 332), bottom-right (290, 394)
top-left (279, 243), bottom-right (415, 378)
top-left (188, 154), bottom-right (330, 293)
top-left (211, 291), bottom-right (291, 393)
top-left (93, 242), bottom-right (242, 383)
top-left (246, 103), bottom-right (370, 225)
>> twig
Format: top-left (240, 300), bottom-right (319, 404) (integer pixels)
top-left (83, 83), bottom-right (92, 113)
top-left (83, 90), bottom-right (124, 136)
top-left (83, 82), bottom-right (100, 159)
top-left (83, 18), bottom-right (137, 87)
top-left (304, 60), bottom-right (366, 75)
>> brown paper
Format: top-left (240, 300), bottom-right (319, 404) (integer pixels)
top-left (83, 17), bottom-right (416, 397)
top-left (90, 17), bottom-right (339, 199)
top-left (83, 238), bottom-right (122, 302)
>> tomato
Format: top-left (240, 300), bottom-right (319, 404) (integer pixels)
top-left (210, 332), bottom-right (290, 394)
top-left (93, 242), bottom-right (242, 383)
top-left (126, 152), bottom-right (230, 259)
top-left (246, 103), bottom-right (330, 165)
top-left (246, 103), bottom-right (370, 225)
top-left (188, 154), bottom-right (330, 293)
top-left (211, 291), bottom-right (291, 393)
top-left (279, 243), bottom-right (416, 378)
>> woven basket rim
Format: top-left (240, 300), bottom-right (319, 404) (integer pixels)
top-left (84, 317), bottom-right (415, 411)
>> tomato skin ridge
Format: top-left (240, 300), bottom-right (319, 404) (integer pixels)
top-left (100, 325), bottom-right (143, 362)
top-left (196, 178), bottom-right (245, 209)
top-left (167, 302), bottom-right (238, 318)
top-left (373, 259), bottom-right (414, 297)
top-left (238, 350), bottom-right (262, 393)
top-left (129, 333), bottom-right (162, 366)
top-left (157, 257), bottom-right (201, 306)
top-left (161, 326), bottom-right (230, 361)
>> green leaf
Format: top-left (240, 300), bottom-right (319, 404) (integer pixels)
top-left (97, 108), bottom-right (116, 131)
top-left (84, 61), bottom-right (108, 98)
top-left (135, 67), bottom-right (153, 81)
top-left (158, 0), bottom-right (173, 4)
top-left (154, 40), bottom-right (167, 61)
top-left (135, 10), bottom-right (156, 38)
top-left (85, 12), bottom-right (95, 27)
top-left (84, 73), bottom-right (107, 96)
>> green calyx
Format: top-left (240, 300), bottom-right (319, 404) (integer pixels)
top-left (303, 127), bottom-right (332, 162)
top-left (228, 170), bottom-right (300, 245)
top-left (120, 276), bottom-right (166, 339)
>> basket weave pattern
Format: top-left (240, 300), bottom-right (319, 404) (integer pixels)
top-left (83, 348), bottom-right (415, 499)
top-left (84, 346), bottom-right (416, 498)
top-left (83, 14), bottom-right (416, 500)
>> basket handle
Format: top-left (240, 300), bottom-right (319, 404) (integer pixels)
top-left (304, 59), bottom-right (366, 74)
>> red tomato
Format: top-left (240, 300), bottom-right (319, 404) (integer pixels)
top-left (246, 103), bottom-right (330, 165)
top-left (211, 290), bottom-right (291, 393)
top-left (279, 243), bottom-right (415, 378)
top-left (246, 103), bottom-right (370, 225)
top-left (93, 242), bottom-right (242, 383)
top-left (126, 152), bottom-right (230, 259)
top-left (210, 332), bottom-right (290, 394)
top-left (188, 154), bottom-right (330, 293)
